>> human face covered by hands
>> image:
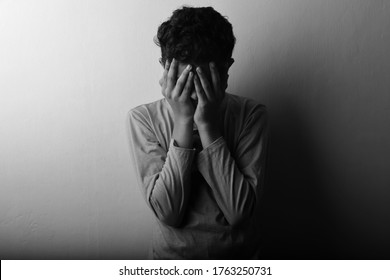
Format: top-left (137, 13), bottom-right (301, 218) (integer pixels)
top-left (159, 57), bottom-right (226, 125)
top-left (160, 58), bottom-right (195, 124)
top-left (193, 61), bottom-right (225, 130)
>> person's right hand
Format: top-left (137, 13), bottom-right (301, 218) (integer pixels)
top-left (161, 58), bottom-right (195, 123)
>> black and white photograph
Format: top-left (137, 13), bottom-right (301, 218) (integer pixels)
top-left (1, 0), bottom-right (390, 263)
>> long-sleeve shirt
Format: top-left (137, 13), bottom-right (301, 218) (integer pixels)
top-left (127, 93), bottom-right (268, 259)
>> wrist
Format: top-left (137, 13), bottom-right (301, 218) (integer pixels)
top-left (174, 115), bottom-right (193, 126)
top-left (196, 120), bottom-right (218, 132)
top-left (197, 124), bottom-right (221, 149)
top-left (172, 118), bottom-right (194, 149)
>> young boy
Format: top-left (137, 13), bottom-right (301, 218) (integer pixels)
top-left (128, 6), bottom-right (268, 259)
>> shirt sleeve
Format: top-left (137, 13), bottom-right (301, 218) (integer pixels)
top-left (196, 105), bottom-right (268, 227)
top-left (127, 108), bottom-right (196, 227)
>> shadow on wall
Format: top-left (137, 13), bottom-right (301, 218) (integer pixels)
top-left (247, 35), bottom-right (390, 259)
top-left (260, 100), bottom-right (337, 259)
top-left (252, 49), bottom-right (341, 259)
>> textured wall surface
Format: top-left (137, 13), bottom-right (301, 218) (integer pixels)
top-left (1, 0), bottom-right (389, 259)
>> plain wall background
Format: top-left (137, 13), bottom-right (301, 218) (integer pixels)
top-left (1, 0), bottom-right (389, 259)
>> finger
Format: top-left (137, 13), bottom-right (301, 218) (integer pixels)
top-left (196, 66), bottom-right (214, 101)
top-left (194, 74), bottom-right (207, 105)
top-left (166, 58), bottom-right (178, 92)
top-left (175, 64), bottom-right (192, 96)
top-left (161, 60), bottom-right (170, 96)
top-left (181, 71), bottom-right (194, 100)
top-left (209, 61), bottom-right (222, 99)
top-left (163, 59), bottom-right (170, 78)
top-left (161, 79), bottom-right (167, 96)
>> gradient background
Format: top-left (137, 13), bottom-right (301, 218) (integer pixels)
top-left (1, 0), bottom-right (389, 259)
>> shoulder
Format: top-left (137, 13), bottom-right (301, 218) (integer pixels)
top-left (127, 98), bottom-right (173, 150)
top-left (225, 93), bottom-right (267, 120)
top-left (127, 98), bottom-right (169, 124)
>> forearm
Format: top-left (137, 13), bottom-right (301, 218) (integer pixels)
top-left (147, 118), bottom-right (196, 226)
top-left (172, 117), bottom-right (194, 148)
top-left (197, 122), bottom-right (222, 149)
top-left (197, 138), bottom-right (258, 227)
top-left (148, 139), bottom-right (195, 227)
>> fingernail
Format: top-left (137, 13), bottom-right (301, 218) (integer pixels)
top-left (210, 62), bottom-right (215, 68)
top-left (186, 64), bottom-right (192, 71)
top-left (196, 67), bottom-right (202, 73)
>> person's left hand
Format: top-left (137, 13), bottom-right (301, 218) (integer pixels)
top-left (193, 61), bottom-right (225, 130)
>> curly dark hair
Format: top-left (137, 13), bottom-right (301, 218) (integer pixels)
top-left (155, 6), bottom-right (236, 71)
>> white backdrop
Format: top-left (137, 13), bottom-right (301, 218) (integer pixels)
top-left (1, 0), bottom-right (389, 259)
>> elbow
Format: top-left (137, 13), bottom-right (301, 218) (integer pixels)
top-left (158, 213), bottom-right (183, 227)
top-left (225, 212), bottom-right (251, 228)
top-left (225, 200), bottom-right (256, 227)
top-left (149, 199), bottom-right (184, 227)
